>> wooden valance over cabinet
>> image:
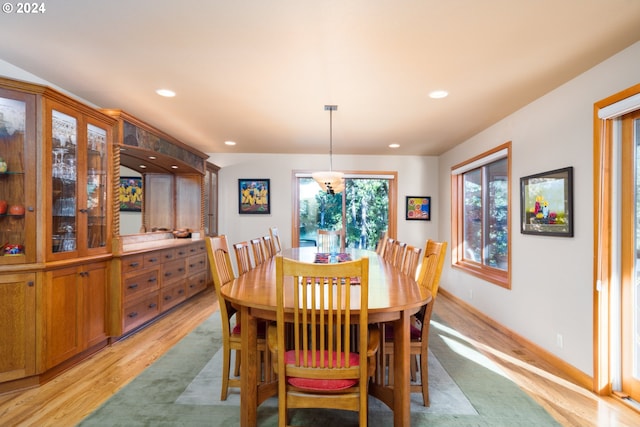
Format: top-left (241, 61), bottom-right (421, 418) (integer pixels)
top-left (102, 109), bottom-right (209, 237)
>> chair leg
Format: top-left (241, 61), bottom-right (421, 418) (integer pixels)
top-left (410, 354), bottom-right (418, 382)
top-left (234, 349), bottom-right (241, 377)
top-left (221, 347), bottom-right (231, 401)
top-left (262, 343), bottom-right (272, 382)
top-left (387, 351), bottom-right (394, 386)
top-left (419, 352), bottom-right (430, 406)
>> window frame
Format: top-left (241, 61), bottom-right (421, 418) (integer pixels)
top-left (291, 170), bottom-right (398, 247)
top-left (451, 142), bottom-right (511, 289)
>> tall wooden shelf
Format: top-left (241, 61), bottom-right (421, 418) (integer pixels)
top-left (0, 77), bottom-right (215, 392)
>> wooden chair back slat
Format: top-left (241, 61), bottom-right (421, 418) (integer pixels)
top-left (251, 238), bottom-right (266, 265)
top-left (233, 240), bottom-right (253, 275)
top-left (269, 226), bottom-right (282, 253)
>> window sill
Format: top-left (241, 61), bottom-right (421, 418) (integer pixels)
top-left (453, 260), bottom-right (510, 289)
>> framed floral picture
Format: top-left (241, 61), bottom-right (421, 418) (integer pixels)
top-left (238, 178), bottom-right (270, 214)
top-left (520, 167), bottom-right (573, 237)
top-left (119, 177), bottom-right (143, 212)
top-left (405, 196), bottom-right (431, 221)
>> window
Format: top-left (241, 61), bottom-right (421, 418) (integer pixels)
top-left (451, 142), bottom-right (511, 288)
top-left (292, 172), bottom-right (397, 250)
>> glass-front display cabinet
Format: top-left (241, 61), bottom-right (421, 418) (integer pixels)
top-left (0, 87), bottom-right (36, 264)
top-left (46, 100), bottom-right (113, 260)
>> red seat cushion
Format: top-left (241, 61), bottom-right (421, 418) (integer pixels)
top-left (383, 323), bottom-right (422, 341)
top-left (284, 350), bottom-right (360, 391)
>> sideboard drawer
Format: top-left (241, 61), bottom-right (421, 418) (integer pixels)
top-left (124, 293), bottom-right (160, 331)
top-left (143, 251), bottom-right (163, 269)
top-left (122, 254), bottom-right (144, 274)
top-left (162, 258), bottom-right (187, 285)
top-left (160, 282), bottom-right (187, 311)
top-left (187, 253), bottom-right (207, 275)
top-left (123, 269), bottom-right (159, 299)
top-left (186, 271), bottom-right (208, 297)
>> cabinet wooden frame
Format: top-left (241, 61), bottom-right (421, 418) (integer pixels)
top-left (43, 94), bottom-right (115, 261)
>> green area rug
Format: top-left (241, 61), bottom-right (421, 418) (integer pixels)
top-left (79, 313), bottom-right (560, 426)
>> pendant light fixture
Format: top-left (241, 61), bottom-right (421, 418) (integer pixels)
top-left (312, 105), bottom-right (345, 194)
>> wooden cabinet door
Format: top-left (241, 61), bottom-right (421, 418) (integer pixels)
top-left (0, 87), bottom-right (37, 264)
top-left (81, 261), bottom-right (108, 349)
top-left (0, 273), bottom-right (36, 382)
top-left (144, 174), bottom-right (174, 231)
top-left (45, 97), bottom-right (113, 260)
top-left (44, 266), bottom-right (80, 369)
top-left (175, 174), bottom-right (202, 231)
top-left (44, 262), bottom-right (108, 369)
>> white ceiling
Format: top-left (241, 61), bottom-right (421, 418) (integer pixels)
top-left (1, 0), bottom-right (639, 156)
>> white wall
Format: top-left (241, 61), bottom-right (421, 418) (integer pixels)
top-left (207, 152), bottom-right (439, 255)
top-left (437, 41), bottom-right (640, 376)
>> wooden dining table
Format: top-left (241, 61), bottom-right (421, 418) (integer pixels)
top-left (220, 247), bottom-right (431, 427)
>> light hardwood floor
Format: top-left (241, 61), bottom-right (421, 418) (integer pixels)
top-left (1, 287), bottom-right (639, 426)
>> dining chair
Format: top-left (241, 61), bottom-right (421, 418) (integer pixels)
top-left (401, 244), bottom-right (422, 279)
top-left (233, 240), bottom-right (253, 275)
top-left (393, 241), bottom-right (407, 268)
top-left (382, 237), bottom-right (395, 264)
top-left (206, 235), bottom-right (269, 400)
top-left (375, 231), bottom-right (389, 257)
top-left (317, 228), bottom-right (344, 253)
top-left (267, 255), bottom-right (379, 427)
top-left (262, 235), bottom-right (275, 258)
top-left (250, 238), bottom-right (266, 266)
top-left (379, 239), bottom-right (447, 406)
top-left (269, 226), bottom-right (282, 254)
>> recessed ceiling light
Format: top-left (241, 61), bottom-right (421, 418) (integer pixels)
top-left (225, 140), bottom-right (236, 146)
top-left (171, 165), bottom-right (179, 169)
top-left (389, 143), bottom-right (400, 148)
top-left (148, 156), bottom-right (157, 160)
top-left (429, 90), bottom-right (448, 99)
top-left (139, 165), bottom-right (147, 169)
top-left (156, 89), bottom-right (176, 97)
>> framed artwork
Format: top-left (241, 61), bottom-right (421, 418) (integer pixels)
top-left (405, 196), bottom-right (431, 221)
top-left (119, 177), bottom-right (143, 212)
top-left (239, 178), bottom-right (270, 214)
top-left (520, 166), bottom-right (573, 237)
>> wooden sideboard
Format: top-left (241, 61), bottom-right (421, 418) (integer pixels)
top-left (110, 237), bottom-right (209, 338)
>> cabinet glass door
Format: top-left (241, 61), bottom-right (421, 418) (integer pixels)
top-left (0, 94), bottom-right (29, 261)
top-left (86, 123), bottom-right (107, 250)
top-left (51, 110), bottom-right (78, 254)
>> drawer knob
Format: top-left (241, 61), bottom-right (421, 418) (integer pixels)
top-left (149, 303), bottom-right (157, 309)
top-left (128, 283), bottom-right (139, 289)
top-left (128, 311), bottom-right (139, 318)
top-left (148, 257), bottom-right (158, 263)
top-left (129, 262), bottom-right (140, 268)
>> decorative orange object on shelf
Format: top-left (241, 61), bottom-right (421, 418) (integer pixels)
top-left (0, 200), bottom-right (7, 214)
top-left (8, 205), bottom-right (25, 215)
